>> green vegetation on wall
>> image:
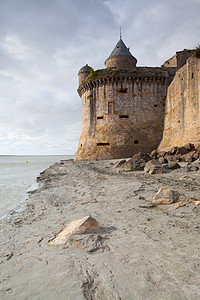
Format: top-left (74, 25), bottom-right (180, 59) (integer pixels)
top-left (194, 45), bottom-right (200, 58)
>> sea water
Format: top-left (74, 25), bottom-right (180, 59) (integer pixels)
top-left (0, 155), bottom-right (74, 219)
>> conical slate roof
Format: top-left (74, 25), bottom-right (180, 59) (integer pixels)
top-left (106, 38), bottom-right (133, 60)
top-left (78, 64), bottom-right (91, 75)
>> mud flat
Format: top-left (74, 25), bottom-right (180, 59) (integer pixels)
top-left (0, 160), bottom-right (200, 300)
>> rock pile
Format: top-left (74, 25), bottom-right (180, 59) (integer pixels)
top-left (114, 144), bottom-right (200, 174)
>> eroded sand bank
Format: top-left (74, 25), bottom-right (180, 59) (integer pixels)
top-left (0, 160), bottom-right (200, 300)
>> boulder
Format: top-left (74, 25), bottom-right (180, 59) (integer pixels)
top-left (182, 163), bottom-right (199, 172)
top-left (144, 159), bottom-right (166, 174)
top-left (180, 151), bottom-right (196, 162)
top-left (183, 143), bottom-right (195, 151)
top-left (48, 216), bottom-right (103, 246)
top-left (157, 151), bottom-right (166, 158)
top-left (119, 152), bottom-right (151, 171)
top-left (150, 150), bottom-right (158, 159)
top-left (113, 159), bottom-right (126, 168)
top-left (193, 152), bottom-right (199, 161)
top-left (166, 162), bottom-right (181, 170)
top-left (169, 147), bottom-right (178, 155)
top-left (165, 155), bottom-right (180, 162)
top-left (158, 157), bottom-right (168, 164)
top-left (153, 188), bottom-right (180, 205)
top-left (175, 147), bottom-right (189, 155)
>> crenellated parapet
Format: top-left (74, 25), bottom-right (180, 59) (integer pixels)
top-left (78, 67), bottom-right (168, 97)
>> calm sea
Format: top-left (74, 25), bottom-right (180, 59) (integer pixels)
top-left (0, 155), bottom-right (74, 219)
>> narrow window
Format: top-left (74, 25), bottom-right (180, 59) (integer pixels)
top-left (134, 140), bottom-right (139, 144)
top-left (97, 142), bottom-right (110, 146)
top-left (97, 116), bottom-right (104, 119)
top-left (108, 102), bottom-right (113, 114)
top-left (192, 73), bottom-right (194, 79)
top-left (118, 88), bottom-right (127, 93)
top-left (119, 115), bottom-right (129, 118)
top-left (154, 104), bottom-right (158, 107)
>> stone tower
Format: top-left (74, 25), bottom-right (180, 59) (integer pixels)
top-left (75, 38), bottom-right (168, 161)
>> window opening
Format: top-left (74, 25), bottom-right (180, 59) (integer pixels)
top-left (118, 88), bottom-right (127, 93)
top-left (134, 140), bottom-right (139, 144)
top-left (108, 102), bottom-right (113, 114)
top-left (154, 104), bottom-right (158, 107)
top-left (97, 116), bottom-right (104, 119)
top-left (119, 115), bottom-right (129, 118)
top-left (97, 142), bottom-right (110, 146)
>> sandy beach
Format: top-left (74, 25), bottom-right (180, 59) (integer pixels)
top-left (0, 159), bottom-right (200, 300)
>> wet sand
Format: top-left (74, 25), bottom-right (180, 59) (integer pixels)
top-left (0, 160), bottom-right (200, 299)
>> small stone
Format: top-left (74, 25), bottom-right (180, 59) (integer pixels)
top-left (153, 188), bottom-right (180, 205)
top-left (180, 175), bottom-right (193, 181)
top-left (48, 216), bottom-right (103, 246)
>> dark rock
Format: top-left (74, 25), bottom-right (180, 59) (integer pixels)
top-left (144, 159), bottom-right (166, 174)
top-left (158, 157), bottom-right (168, 164)
top-left (165, 155), bottom-right (179, 162)
top-left (180, 151), bottom-right (196, 162)
top-left (183, 143), bottom-right (195, 151)
top-left (175, 147), bottom-right (189, 155)
top-left (119, 152), bottom-right (151, 171)
top-left (166, 162), bottom-right (181, 170)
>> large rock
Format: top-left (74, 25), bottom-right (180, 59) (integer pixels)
top-left (183, 143), bottom-right (195, 151)
top-left (166, 161), bottom-right (181, 170)
top-left (158, 157), bottom-right (168, 164)
top-left (113, 159), bottom-right (126, 168)
top-left (180, 151), bottom-right (196, 162)
top-left (153, 188), bottom-right (180, 205)
top-left (119, 152), bottom-right (151, 171)
top-left (48, 216), bottom-right (103, 246)
top-left (157, 151), bottom-right (166, 158)
top-left (150, 150), bottom-right (158, 159)
top-left (144, 159), bottom-right (166, 174)
top-left (175, 147), bottom-right (189, 155)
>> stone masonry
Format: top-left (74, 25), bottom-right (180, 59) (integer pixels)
top-left (75, 39), bottom-right (200, 161)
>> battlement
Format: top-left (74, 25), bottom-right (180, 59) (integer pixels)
top-left (78, 67), bottom-right (168, 97)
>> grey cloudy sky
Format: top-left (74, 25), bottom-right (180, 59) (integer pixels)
top-left (0, 0), bottom-right (200, 155)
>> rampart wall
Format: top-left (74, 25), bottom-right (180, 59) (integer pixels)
top-left (159, 55), bottom-right (200, 151)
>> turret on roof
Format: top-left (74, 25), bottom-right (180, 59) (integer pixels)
top-left (105, 38), bottom-right (137, 70)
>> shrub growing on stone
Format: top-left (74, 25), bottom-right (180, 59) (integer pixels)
top-left (194, 45), bottom-right (200, 58)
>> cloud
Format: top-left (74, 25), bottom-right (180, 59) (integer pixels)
top-left (0, 0), bottom-right (199, 154)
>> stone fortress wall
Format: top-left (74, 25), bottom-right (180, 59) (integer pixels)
top-left (159, 54), bottom-right (200, 151)
top-left (75, 39), bottom-right (200, 161)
